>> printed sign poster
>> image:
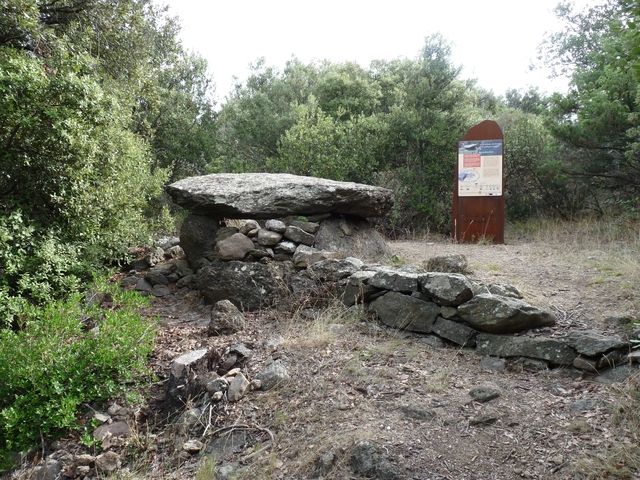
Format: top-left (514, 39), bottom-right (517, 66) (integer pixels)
top-left (457, 139), bottom-right (503, 196)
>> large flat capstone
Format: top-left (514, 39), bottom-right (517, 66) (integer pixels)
top-left (166, 173), bottom-right (394, 218)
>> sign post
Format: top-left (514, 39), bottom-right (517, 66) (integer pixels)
top-left (452, 120), bottom-right (504, 243)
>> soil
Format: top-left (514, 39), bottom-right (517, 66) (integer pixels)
top-left (10, 238), bottom-right (640, 480)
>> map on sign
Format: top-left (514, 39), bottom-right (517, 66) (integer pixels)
top-left (457, 139), bottom-right (503, 197)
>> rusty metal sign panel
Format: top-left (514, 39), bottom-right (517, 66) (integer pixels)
top-left (452, 120), bottom-right (505, 244)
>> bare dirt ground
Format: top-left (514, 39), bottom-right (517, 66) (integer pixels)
top-left (117, 233), bottom-right (640, 480)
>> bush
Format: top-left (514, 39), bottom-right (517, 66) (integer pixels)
top-left (0, 279), bottom-right (156, 470)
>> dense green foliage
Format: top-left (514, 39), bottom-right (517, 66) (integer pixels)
top-left (543, 0), bottom-right (640, 213)
top-left (0, 0), bottom-right (216, 325)
top-left (0, 280), bottom-right (155, 469)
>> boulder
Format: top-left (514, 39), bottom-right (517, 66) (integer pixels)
top-left (369, 268), bottom-right (419, 293)
top-left (419, 272), bottom-right (474, 306)
top-left (216, 233), bottom-right (254, 261)
top-left (209, 300), bottom-right (246, 335)
top-left (180, 214), bottom-right (220, 267)
top-left (369, 291), bottom-right (439, 333)
top-left (563, 330), bottom-right (628, 356)
top-left (458, 294), bottom-right (556, 334)
top-left (167, 173), bottom-right (394, 218)
top-left (197, 260), bottom-right (293, 311)
top-left (431, 317), bottom-right (477, 347)
top-left (475, 334), bottom-right (577, 365)
top-left (314, 216), bottom-right (389, 259)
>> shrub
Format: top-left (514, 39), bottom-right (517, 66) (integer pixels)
top-left (0, 279), bottom-right (156, 470)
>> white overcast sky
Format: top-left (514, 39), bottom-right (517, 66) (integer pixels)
top-left (163, 0), bottom-right (601, 102)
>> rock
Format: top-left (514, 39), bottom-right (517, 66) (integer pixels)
top-left (340, 270), bottom-right (379, 306)
top-left (596, 350), bottom-right (627, 369)
top-left (274, 241), bottom-right (297, 254)
top-left (417, 335), bottom-right (445, 348)
top-left (228, 343), bottom-right (253, 359)
top-left (469, 384), bottom-right (501, 403)
top-left (216, 233), bottom-right (254, 261)
top-left (75, 454), bottom-right (96, 466)
top-left (563, 330), bottom-right (628, 356)
top-left (308, 258), bottom-right (363, 282)
top-left (174, 259), bottom-right (193, 277)
top-left (156, 235), bottom-right (180, 250)
top-left (227, 373), bottom-right (250, 402)
top-left (425, 254), bottom-right (469, 273)
top-left (288, 219), bottom-right (320, 234)
top-left (167, 173), bottom-right (394, 218)
top-left (431, 317), bottom-right (477, 347)
top-left (216, 226), bottom-right (239, 242)
top-left (570, 397), bottom-right (599, 412)
top-left (179, 214), bottom-right (220, 267)
top-left (209, 300), bottom-right (246, 335)
top-left (314, 216), bottom-right (389, 259)
top-left (350, 440), bottom-right (399, 480)
top-left (469, 414), bottom-right (498, 426)
top-left (167, 349), bottom-right (210, 405)
top-left (486, 283), bottom-right (523, 299)
top-left (151, 284), bottom-right (171, 297)
top-left (419, 272), bottom-right (474, 306)
top-left (176, 408), bottom-right (202, 435)
top-left (93, 421), bottom-right (130, 442)
top-left (289, 270), bottom-right (319, 294)
top-left (135, 278), bottom-right (153, 293)
top-left (476, 334), bottom-right (576, 365)
top-left (120, 275), bottom-right (139, 288)
top-left (167, 245), bottom-right (186, 259)
top-left (93, 412), bottom-right (110, 423)
top-left (284, 225), bottom-right (315, 246)
top-left (458, 294), bottom-right (556, 334)
top-left (239, 219), bottom-right (259, 235)
top-left (369, 268), bottom-right (419, 292)
top-left (146, 246), bottom-right (165, 267)
top-left (479, 356), bottom-right (507, 372)
top-left (176, 274), bottom-right (194, 288)
top-left (314, 451), bottom-right (337, 477)
top-left (514, 357), bottom-right (549, 372)
top-left (197, 261), bottom-right (293, 311)
top-left (573, 356), bottom-right (598, 372)
top-left (594, 365), bottom-right (637, 384)
top-left (440, 306), bottom-right (458, 319)
top-left (399, 404), bottom-right (436, 421)
top-left (257, 229), bottom-right (283, 246)
top-left (292, 245), bottom-right (339, 268)
top-left (95, 451), bottom-right (121, 473)
top-left (369, 292), bottom-right (439, 333)
top-left (183, 439), bottom-right (204, 454)
top-left (205, 377), bottom-right (229, 395)
top-left (265, 219), bottom-right (287, 233)
top-left (256, 361), bottom-right (289, 390)
top-left (248, 247), bottom-right (274, 260)
top-left (32, 459), bottom-right (62, 480)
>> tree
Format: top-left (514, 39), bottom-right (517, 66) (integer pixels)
top-left (543, 0), bottom-right (640, 209)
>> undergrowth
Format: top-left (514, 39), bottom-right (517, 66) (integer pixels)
top-left (0, 278), bottom-right (156, 471)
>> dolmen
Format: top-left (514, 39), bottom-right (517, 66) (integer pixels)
top-left (166, 173), bottom-right (394, 310)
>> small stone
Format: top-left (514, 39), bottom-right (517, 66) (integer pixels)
top-left (93, 412), bottom-right (110, 423)
top-left (549, 455), bottom-right (564, 466)
top-left (167, 245), bottom-right (185, 259)
top-left (573, 356), bottom-right (598, 372)
top-left (257, 229), bottom-right (282, 246)
top-left (274, 240), bottom-right (297, 254)
top-left (120, 275), bottom-right (138, 287)
top-left (265, 219), bottom-right (287, 233)
top-left (95, 451), bottom-right (121, 473)
top-left (469, 414), bottom-right (498, 426)
top-left (469, 384), bottom-right (501, 403)
top-left (183, 439), bottom-right (204, 454)
top-left (419, 272), bottom-right (474, 306)
top-left (209, 300), bottom-right (246, 335)
top-left (205, 377), bottom-right (229, 394)
top-left (213, 391), bottom-right (224, 401)
top-left (239, 220), bottom-right (259, 235)
top-left (288, 219), bottom-right (320, 234)
top-left (569, 397), bottom-right (598, 412)
top-left (227, 373), bottom-right (250, 402)
top-left (176, 274), bottom-right (194, 288)
top-left (93, 421), bottom-right (130, 442)
top-left (75, 465), bottom-right (91, 476)
top-left (284, 225), bottom-right (315, 246)
top-left (251, 379), bottom-right (262, 390)
top-left (440, 306), bottom-right (458, 319)
top-left (256, 361), bottom-right (289, 390)
top-left (216, 233), bottom-right (254, 261)
top-left (75, 454), bottom-right (96, 466)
